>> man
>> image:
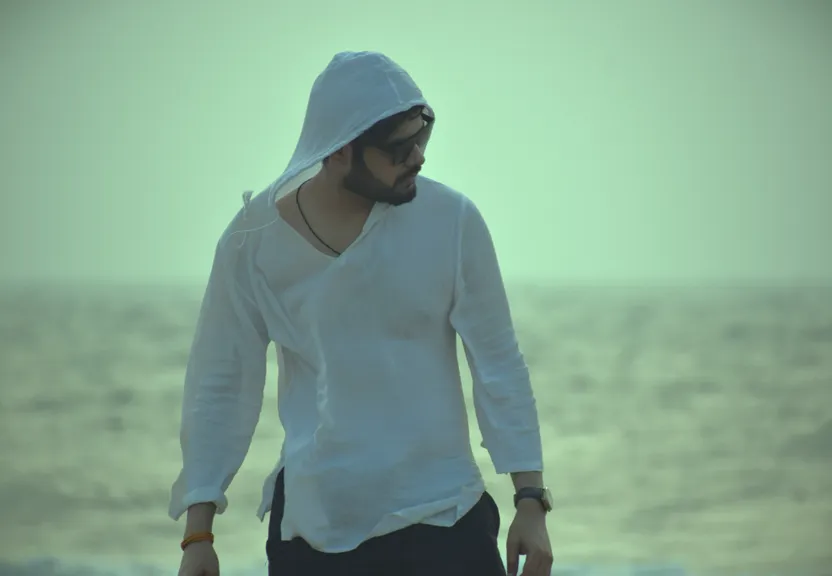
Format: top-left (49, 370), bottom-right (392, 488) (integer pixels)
top-left (170, 51), bottom-right (553, 576)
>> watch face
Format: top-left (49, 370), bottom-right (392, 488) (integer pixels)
top-left (542, 487), bottom-right (553, 511)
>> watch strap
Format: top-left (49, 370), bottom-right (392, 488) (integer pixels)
top-left (513, 487), bottom-right (550, 511)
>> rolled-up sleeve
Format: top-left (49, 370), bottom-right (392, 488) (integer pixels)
top-left (449, 198), bottom-right (543, 474)
top-left (168, 234), bottom-right (270, 520)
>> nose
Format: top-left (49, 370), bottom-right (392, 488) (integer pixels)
top-left (407, 144), bottom-right (426, 168)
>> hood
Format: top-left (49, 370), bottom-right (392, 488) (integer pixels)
top-left (267, 51), bottom-right (430, 203)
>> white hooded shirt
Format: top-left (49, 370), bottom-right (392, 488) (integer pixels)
top-left (168, 51), bottom-right (543, 553)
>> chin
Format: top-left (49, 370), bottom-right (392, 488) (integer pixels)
top-left (387, 187), bottom-right (417, 206)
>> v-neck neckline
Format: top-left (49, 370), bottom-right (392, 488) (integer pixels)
top-left (274, 194), bottom-right (388, 261)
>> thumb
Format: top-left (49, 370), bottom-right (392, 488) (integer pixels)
top-left (506, 533), bottom-right (520, 576)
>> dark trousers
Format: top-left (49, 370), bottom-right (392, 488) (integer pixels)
top-left (266, 470), bottom-right (507, 576)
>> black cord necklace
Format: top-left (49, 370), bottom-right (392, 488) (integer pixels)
top-left (295, 182), bottom-right (342, 256)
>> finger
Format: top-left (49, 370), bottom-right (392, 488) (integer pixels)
top-left (519, 554), bottom-right (537, 576)
top-left (505, 537), bottom-right (520, 576)
top-left (520, 551), bottom-right (547, 576)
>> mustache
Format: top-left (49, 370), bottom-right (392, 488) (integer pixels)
top-left (399, 167), bottom-right (421, 181)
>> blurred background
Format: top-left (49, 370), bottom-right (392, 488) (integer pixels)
top-left (1, 1), bottom-right (830, 575)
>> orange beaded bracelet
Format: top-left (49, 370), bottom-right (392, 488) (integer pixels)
top-left (181, 531), bottom-right (215, 551)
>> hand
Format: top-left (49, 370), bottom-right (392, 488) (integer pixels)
top-left (505, 500), bottom-right (553, 576)
top-left (178, 541), bottom-right (220, 576)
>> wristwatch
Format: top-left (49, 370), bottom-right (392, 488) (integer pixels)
top-left (513, 486), bottom-right (553, 513)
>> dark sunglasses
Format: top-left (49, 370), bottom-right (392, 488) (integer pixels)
top-left (371, 112), bottom-right (435, 165)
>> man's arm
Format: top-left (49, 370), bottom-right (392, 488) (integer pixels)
top-left (449, 196), bottom-right (552, 576)
top-left (169, 232), bottom-right (270, 533)
top-left (511, 471), bottom-right (545, 490)
top-left (449, 196), bottom-right (545, 489)
top-left (184, 503), bottom-right (217, 539)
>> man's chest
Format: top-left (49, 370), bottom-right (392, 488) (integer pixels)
top-left (310, 230), bottom-right (456, 339)
top-left (260, 211), bottom-right (459, 343)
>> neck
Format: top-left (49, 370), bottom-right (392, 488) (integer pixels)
top-left (304, 171), bottom-right (374, 216)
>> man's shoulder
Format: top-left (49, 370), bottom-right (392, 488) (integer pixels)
top-left (414, 175), bottom-right (475, 213)
top-left (414, 177), bottom-right (493, 243)
top-left (207, 187), bottom-right (278, 275)
top-left (215, 187), bottom-right (277, 252)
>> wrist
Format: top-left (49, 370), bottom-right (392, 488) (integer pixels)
top-left (516, 497), bottom-right (547, 515)
top-left (510, 471), bottom-right (544, 491)
top-left (183, 539), bottom-right (214, 550)
top-left (184, 503), bottom-right (216, 537)
top-left (181, 531), bottom-right (215, 551)
top-left (513, 485), bottom-right (553, 513)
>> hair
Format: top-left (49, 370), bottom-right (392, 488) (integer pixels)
top-left (323, 105), bottom-right (425, 166)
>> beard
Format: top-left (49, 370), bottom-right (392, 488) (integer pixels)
top-left (342, 158), bottom-right (420, 207)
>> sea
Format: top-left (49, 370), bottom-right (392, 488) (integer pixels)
top-left (1, 283), bottom-right (830, 576)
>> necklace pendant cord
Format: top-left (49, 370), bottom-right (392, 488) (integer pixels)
top-left (295, 183), bottom-right (342, 256)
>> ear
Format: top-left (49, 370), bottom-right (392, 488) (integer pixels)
top-left (327, 144), bottom-right (353, 169)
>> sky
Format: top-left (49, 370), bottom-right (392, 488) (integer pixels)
top-left (1, 0), bottom-right (830, 286)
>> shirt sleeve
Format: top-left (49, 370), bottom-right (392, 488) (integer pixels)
top-left (168, 235), bottom-right (270, 520)
top-left (449, 197), bottom-right (544, 475)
